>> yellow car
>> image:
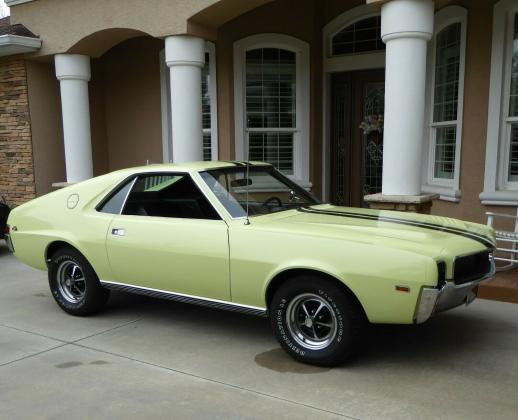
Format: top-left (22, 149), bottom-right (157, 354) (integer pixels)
top-left (5, 162), bottom-right (496, 366)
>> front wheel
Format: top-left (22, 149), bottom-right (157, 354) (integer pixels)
top-left (48, 247), bottom-right (110, 316)
top-left (269, 275), bottom-right (366, 367)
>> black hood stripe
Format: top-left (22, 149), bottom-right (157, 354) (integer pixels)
top-left (298, 207), bottom-right (495, 249)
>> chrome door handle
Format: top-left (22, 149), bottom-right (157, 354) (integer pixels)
top-left (111, 228), bottom-right (126, 236)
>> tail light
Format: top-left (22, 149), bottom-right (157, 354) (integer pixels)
top-left (4, 224), bottom-right (10, 235)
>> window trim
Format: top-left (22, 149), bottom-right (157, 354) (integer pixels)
top-left (96, 176), bottom-right (138, 214)
top-left (233, 33), bottom-right (311, 189)
top-left (328, 14), bottom-right (384, 58)
top-left (124, 172), bottom-right (223, 221)
top-left (204, 41), bottom-right (219, 161)
top-left (481, 0), bottom-right (518, 205)
top-left (199, 165), bottom-right (320, 220)
top-left (97, 172), bottom-right (224, 221)
top-left (498, 12), bottom-right (518, 190)
top-left (422, 6), bottom-right (467, 202)
top-left (159, 49), bottom-right (172, 163)
top-left (159, 41), bottom-right (218, 163)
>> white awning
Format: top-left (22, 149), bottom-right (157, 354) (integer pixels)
top-left (0, 34), bottom-right (41, 56)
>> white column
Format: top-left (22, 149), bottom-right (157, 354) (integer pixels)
top-left (55, 54), bottom-right (93, 183)
top-left (381, 0), bottom-right (434, 196)
top-left (165, 35), bottom-right (205, 163)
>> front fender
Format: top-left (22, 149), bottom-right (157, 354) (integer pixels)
top-left (262, 254), bottom-right (437, 324)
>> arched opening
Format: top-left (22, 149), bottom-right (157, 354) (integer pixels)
top-left (87, 35), bottom-right (165, 174)
top-left (67, 28), bottom-right (153, 58)
top-left (188, 0), bottom-right (275, 29)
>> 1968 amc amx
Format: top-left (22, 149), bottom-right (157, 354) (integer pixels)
top-left (5, 162), bottom-right (496, 366)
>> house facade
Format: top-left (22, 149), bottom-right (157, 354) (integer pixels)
top-left (0, 0), bottom-right (517, 228)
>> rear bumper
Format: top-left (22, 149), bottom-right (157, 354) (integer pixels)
top-left (415, 258), bottom-right (496, 324)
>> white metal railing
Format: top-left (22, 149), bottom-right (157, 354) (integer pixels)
top-left (486, 210), bottom-right (518, 270)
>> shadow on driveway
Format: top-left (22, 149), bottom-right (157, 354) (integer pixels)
top-left (101, 289), bottom-right (515, 371)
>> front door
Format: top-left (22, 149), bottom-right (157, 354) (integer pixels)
top-left (330, 69), bottom-right (385, 207)
top-left (105, 173), bottom-right (230, 301)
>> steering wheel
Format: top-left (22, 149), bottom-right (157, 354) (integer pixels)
top-left (261, 196), bottom-right (282, 211)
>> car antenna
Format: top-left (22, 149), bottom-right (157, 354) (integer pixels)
top-left (244, 159), bottom-right (251, 225)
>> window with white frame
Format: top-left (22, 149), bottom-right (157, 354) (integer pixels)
top-left (331, 15), bottom-right (385, 56)
top-left (234, 34), bottom-right (310, 187)
top-left (246, 48), bottom-right (296, 174)
top-left (481, 0), bottom-right (518, 204)
top-left (506, 13), bottom-right (518, 181)
top-left (423, 6), bottom-right (466, 201)
top-left (432, 22), bottom-right (462, 180)
top-left (201, 52), bottom-right (213, 161)
top-left (160, 42), bottom-right (218, 163)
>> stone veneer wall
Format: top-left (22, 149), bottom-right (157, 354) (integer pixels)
top-left (0, 55), bottom-right (36, 206)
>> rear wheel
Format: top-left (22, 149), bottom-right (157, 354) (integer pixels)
top-left (269, 275), bottom-right (366, 366)
top-left (48, 247), bottom-right (109, 316)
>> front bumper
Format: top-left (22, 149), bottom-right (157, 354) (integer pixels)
top-left (415, 258), bottom-right (496, 324)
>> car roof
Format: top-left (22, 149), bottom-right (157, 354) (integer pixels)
top-left (118, 160), bottom-right (272, 176)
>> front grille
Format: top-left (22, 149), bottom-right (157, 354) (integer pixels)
top-left (453, 251), bottom-right (491, 285)
top-left (437, 261), bottom-right (446, 288)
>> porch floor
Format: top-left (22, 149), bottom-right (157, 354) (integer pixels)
top-left (478, 269), bottom-right (518, 304)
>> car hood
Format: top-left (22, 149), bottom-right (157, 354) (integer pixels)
top-left (264, 204), bottom-right (496, 258)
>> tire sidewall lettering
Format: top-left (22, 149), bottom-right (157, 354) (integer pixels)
top-left (273, 287), bottom-right (349, 359)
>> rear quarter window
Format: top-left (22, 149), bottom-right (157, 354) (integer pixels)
top-left (97, 178), bottom-right (135, 214)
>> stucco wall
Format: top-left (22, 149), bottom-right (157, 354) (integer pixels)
top-left (26, 60), bottom-right (112, 195)
top-left (25, 37), bottom-right (165, 193)
top-left (215, 0), bottom-right (509, 221)
top-left (430, 0), bottom-right (514, 225)
top-left (10, 0), bottom-right (275, 57)
top-left (216, 0), bottom-right (364, 197)
top-left (101, 37), bottom-right (164, 171)
top-left (25, 60), bottom-right (62, 197)
top-left (18, 0), bottom-right (516, 227)
top-left (89, 60), bottom-right (109, 176)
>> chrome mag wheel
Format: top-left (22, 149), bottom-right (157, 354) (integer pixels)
top-left (286, 293), bottom-right (338, 351)
top-left (56, 261), bottom-right (87, 303)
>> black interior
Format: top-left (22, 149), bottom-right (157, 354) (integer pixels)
top-left (123, 176), bottom-right (220, 220)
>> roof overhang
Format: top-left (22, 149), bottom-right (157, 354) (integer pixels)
top-left (5, 0), bottom-right (36, 6)
top-left (0, 34), bottom-right (41, 56)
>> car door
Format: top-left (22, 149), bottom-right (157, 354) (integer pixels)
top-left (104, 172), bottom-right (230, 301)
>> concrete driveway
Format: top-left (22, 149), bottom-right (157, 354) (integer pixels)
top-left (1, 242), bottom-right (517, 420)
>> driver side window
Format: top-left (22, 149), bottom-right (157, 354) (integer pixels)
top-left (122, 173), bottom-right (220, 220)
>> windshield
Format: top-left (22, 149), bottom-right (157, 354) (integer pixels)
top-left (200, 165), bottom-right (319, 218)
